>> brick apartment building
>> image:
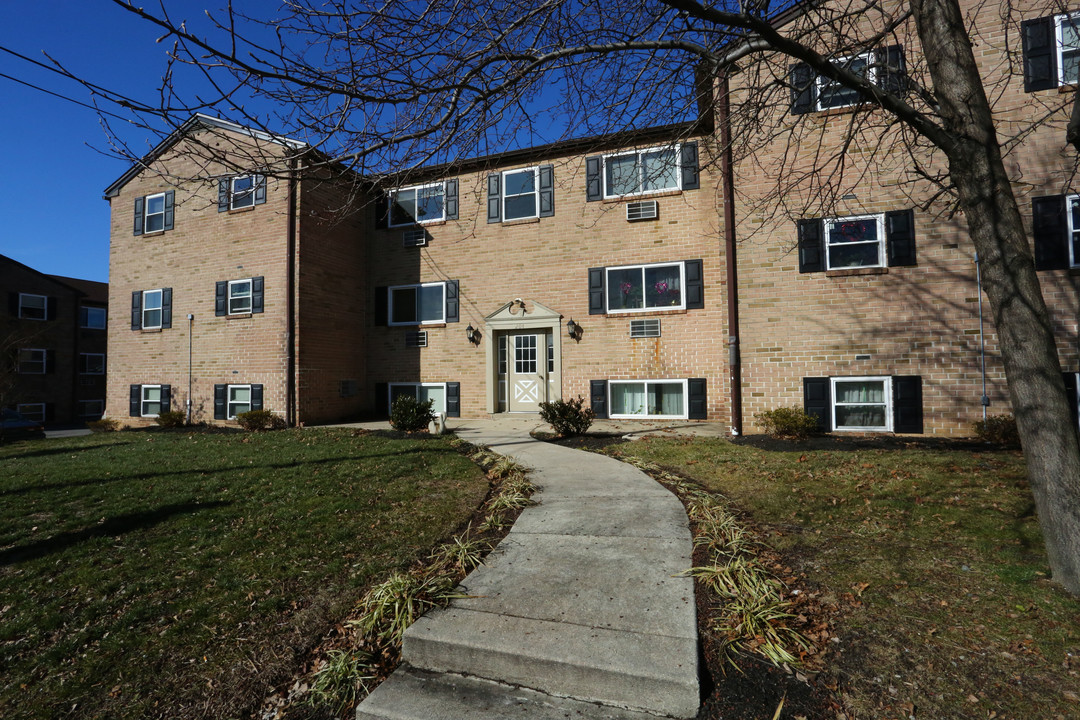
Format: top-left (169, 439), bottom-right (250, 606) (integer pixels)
top-left (2, 254), bottom-right (108, 426)
top-left (103, 0), bottom-right (1080, 436)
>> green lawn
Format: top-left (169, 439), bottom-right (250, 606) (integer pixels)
top-left (0, 428), bottom-right (488, 720)
top-left (600, 435), bottom-right (1080, 720)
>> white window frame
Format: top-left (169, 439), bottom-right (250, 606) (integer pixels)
top-left (823, 213), bottom-right (886, 270)
top-left (230, 175), bottom-right (256, 210)
top-left (77, 399), bottom-right (104, 418)
top-left (17, 403), bottom-right (45, 423)
top-left (1056, 12), bottom-right (1080, 86)
top-left (228, 279), bottom-right (253, 315)
top-left (609, 379), bottom-right (689, 420)
top-left (1066, 194), bottom-right (1080, 268)
top-left (79, 353), bottom-right (105, 375)
top-left (502, 167), bottom-right (540, 221)
top-left (18, 293), bottom-right (47, 321)
top-left (604, 261), bottom-right (687, 314)
top-left (602, 144), bottom-right (682, 198)
top-left (815, 51), bottom-right (875, 111)
top-left (144, 191), bottom-right (167, 233)
top-left (141, 384), bottom-right (163, 417)
top-left (388, 182), bottom-right (446, 227)
top-left (388, 382), bottom-right (448, 415)
top-left (80, 305), bottom-right (107, 329)
top-left (17, 348), bottom-right (46, 375)
top-left (830, 376), bottom-right (893, 432)
top-left (388, 282), bottom-right (447, 326)
top-left (227, 384), bottom-right (252, 420)
top-left (142, 289), bottom-right (163, 330)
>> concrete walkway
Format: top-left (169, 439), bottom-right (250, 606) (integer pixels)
top-left (356, 419), bottom-right (700, 719)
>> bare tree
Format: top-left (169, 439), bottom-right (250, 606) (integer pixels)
top-left (68, 0), bottom-right (1080, 593)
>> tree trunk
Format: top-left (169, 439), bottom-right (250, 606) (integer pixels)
top-left (913, 0), bottom-right (1080, 594)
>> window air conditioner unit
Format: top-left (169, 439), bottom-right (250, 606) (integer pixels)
top-left (405, 330), bottom-right (428, 348)
top-left (626, 200), bottom-right (659, 221)
top-left (629, 319), bottom-right (661, 338)
top-left (402, 229), bottom-right (428, 247)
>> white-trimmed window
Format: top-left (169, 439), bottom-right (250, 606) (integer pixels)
top-left (17, 403), bottom-right (45, 422)
top-left (390, 182), bottom-right (446, 227)
top-left (1056, 12), bottom-right (1080, 85)
top-left (831, 376), bottom-right (892, 432)
top-left (81, 305), bottom-right (106, 329)
top-left (230, 175), bottom-right (256, 209)
top-left (17, 348), bottom-right (46, 374)
top-left (389, 382), bottom-right (447, 414)
top-left (604, 145), bottom-right (681, 198)
top-left (229, 279), bottom-right (252, 314)
top-left (389, 282), bottom-right (446, 325)
top-left (228, 384), bottom-right (252, 419)
top-left (502, 167), bottom-right (539, 220)
top-left (79, 353), bottom-right (105, 375)
top-left (816, 51), bottom-right (874, 110)
top-left (609, 379), bottom-right (687, 419)
top-left (605, 262), bottom-right (685, 313)
top-left (824, 214), bottom-right (886, 269)
top-left (1066, 195), bottom-right (1080, 268)
top-left (18, 293), bottom-right (47, 320)
top-left (78, 399), bottom-right (104, 419)
top-left (144, 192), bottom-right (167, 232)
top-left (142, 289), bottom-right (163, 329)
top-left (141, 385), bottom-right (163, 417)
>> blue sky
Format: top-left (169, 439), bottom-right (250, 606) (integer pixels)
top-left (0, 2), bottom-right (201, 283)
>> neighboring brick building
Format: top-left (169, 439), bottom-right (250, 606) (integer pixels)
top-left (2, 254), bottom-right (108, 425)
top-left (104, 0), bottom-right (1080, 435)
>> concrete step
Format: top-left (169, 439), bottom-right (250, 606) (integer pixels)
top-left (357, 665), bottom-right (681, 720)
top-left (402, 607), bottom-right (699, 718)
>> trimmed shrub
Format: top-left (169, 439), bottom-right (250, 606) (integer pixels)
top-left (389, 395), bottom-right (435, 433)
top-left (154, 410), bottom-right (187, 428)
top-left (235, 409), bottom-right (287, 431)
top-left (87, 417), bottom-right (120, 433)
top-left (755, 407), bottom-right (820, 440)
top-left (972, 414), bottom-right (1020, 447)
top-left (539, 396), bottom-right (595, 437)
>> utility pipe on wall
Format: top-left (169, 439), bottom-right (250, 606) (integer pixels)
top-left (718, 68), bottom-right (743, 436)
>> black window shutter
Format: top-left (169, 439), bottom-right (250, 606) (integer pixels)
top-left (790, 63), bottom-right (816, 115)
top-left (590, 379), bottom-right (608, 419)
top-left (539, 165), bottom-right (554, 217)
top-left (875, 45), bottom-right (907, 96)
top-left (251, 384), bottom-right (264, 411)
top-left (688, 378), bottom-right (707, 419)
top-left (798, 219), bottom-right (825, 273)
top-left (375, 382), bottom-right (389, 416)
top-left (134, 195), bottom-right (145, 236)
top-left (487, 174), bottom-right (502, 223)
top-left (446, 382), bottom-right (461, 417)
top-left (1064, 372), bottom-right (1079, 432)
top-left (251, 276), bottom-right (264, 314)
top-left (374, 286), bottom-right (388, 326)
top-left (130, 385), bottom-right (141, 417)
top-left (885, 209), bottom-right (917, 267)
top-left (445, 280), bottom-right (460, 323)
top-left (1022, 16), bottom-right (1057, 92)
top-left (46, 297), bottom-right (57, 321)
top-left (254, 174), bottom-right (267, 205)
top-left (588, 267), bottom-right (606, 315)
top-left (375, 193), bottom-right (390, 229)
top-left (1032, 194), bottom-right (1070, 270)
top-left (45, 350), bottom-right (55, 374)
top-left (585, 156), bottom-right (603, 201)
top-left (8, 292), bottom-right (17, 316)
top-left (161, 288), bottom-right (172, 329)
top-left (163, 190), bottom-right (175, 231)
top-left (892, 376), bottom-right (923, 434)
top-left (803, 377), bottom-right (831, 431)
top-left (214, 384), bottom-right (227, 420)
top-left (680, 141), bottom-right (700, 190)
top-left (161, 385), bottom-right (172, 412)
top-left (131, 291), bottom-right (142, 330)
top-left (684, 259), bottom-right (705, 309)
top-left (445, 179), bottom-right (459, 220)
top-left (218, 178), bottom-right (230, 212)
top-left (215, 281), bottom-right (228, 316)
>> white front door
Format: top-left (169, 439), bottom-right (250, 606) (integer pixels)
top-left (506, 332), bottom-right (547, 412)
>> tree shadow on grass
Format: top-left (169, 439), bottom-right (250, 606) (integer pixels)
top-left (0, 500), bottom-right (232, 566)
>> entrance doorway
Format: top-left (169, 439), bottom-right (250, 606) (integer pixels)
top-left (484, 300), bottom-right (564, 414)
